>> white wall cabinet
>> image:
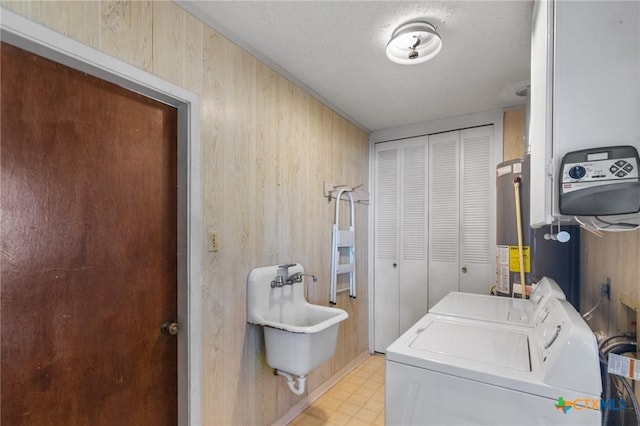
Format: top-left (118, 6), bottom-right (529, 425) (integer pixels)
top-left (373, 126), bottom-right (495, 352)
top-left (529, 0), bottom-right (640, 227)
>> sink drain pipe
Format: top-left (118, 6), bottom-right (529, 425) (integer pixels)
top-left (275, 370), bottom-right (307, 395)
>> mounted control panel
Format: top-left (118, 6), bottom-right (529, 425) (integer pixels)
top-left (559, 146), bottom-right (640, 215)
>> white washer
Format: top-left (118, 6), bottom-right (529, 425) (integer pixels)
top-left (386, 297), bottom-right (601, 425)
top-left (429, 277), bottom-right (566, 327)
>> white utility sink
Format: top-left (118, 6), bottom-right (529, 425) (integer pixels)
top-left (247, 263), bottom-right (348, 389)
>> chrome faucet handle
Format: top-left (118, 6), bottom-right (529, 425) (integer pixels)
top-left (287, 272), bottom-right (317, 285)
top-left (271, 276), bottom-right (285, 288)
top-left (286, 272), bottom-right (302, 285)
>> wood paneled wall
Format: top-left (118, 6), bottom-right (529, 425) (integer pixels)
top-left (581, 230), bottom-right (640, 336)
top-left (502, 107), bottom-right (525, 162)
top-left (1, 1), bottom-right (370, 424)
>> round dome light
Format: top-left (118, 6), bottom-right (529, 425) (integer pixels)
top-left (386, 21), bottom-right (442, 65)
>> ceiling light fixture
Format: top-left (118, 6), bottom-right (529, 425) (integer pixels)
top-left (386, 21), bottom-right (442, 65)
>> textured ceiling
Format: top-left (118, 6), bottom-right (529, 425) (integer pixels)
top-left (181, 1), bottom-right (533, 132)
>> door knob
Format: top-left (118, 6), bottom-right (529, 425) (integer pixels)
top-left (461, 267), bottom-right (467, 273)
top-left (392, 263), bottom-right (397, 268)
top-left (161, 321), bottom-right (179, 335)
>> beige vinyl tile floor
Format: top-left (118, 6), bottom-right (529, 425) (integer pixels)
top-left (289, 355), bottom-right (385, 426)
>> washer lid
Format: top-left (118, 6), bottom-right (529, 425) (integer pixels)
top-left (409, 318), bottom-right (531, 371)
top-left (387, 303), bottom-right (602, 400)
top-left (429, 292), bottom-right (531, 326)
top-left (385, 314), bottom-right (557, 397)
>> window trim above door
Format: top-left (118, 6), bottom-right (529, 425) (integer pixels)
top-left (0, 9), bottom-right (203, 426)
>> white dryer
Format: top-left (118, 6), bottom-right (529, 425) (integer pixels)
top-left (386, 297), bottom-right (601, 425)
top-left (429, 277), bottom-right (566, 327)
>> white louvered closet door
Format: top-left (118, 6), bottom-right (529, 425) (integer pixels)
top-left (374, 137), bottom-right (428, 352)
top-left (428, 126), bottom-right (495, 308)
top-left (374, 142), bottom-right (400, 352)
top-left (398, 142), bottom-right (428, 334)
top-left (428, 131), bottom-right (460, 308)
top-left (459, 126), bottom-right (495, 294)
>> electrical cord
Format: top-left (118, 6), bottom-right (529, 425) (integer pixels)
top-left (599, 333), bottom-right (636, 350)
top-left (601, 341), bottom-right (638, 356)
top-left (595, 216), bottom-right (640, 229)
top-left (575, 215), bottom-right (640, 234)
top-left (582, 293), bottom-right (604, 320)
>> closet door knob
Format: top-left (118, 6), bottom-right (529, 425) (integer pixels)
top-left (461, 267), bottom-right (467, 273)
top-left (392, 263), bottom-right (397, 268)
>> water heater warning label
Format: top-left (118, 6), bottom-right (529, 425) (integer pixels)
top-left (495, 245), bottom-right (510, 293)
top-left (608, 353), bottom-right (640, 381)
top-left (509, 246), bottom-right (530, 273)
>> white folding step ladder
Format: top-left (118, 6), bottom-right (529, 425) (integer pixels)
top-left (330, 188), bottom-right (356, 304)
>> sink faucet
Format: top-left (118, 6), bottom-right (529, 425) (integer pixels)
top-left (271, 264), bottom-right (295, 288)
top-left (287, 272), bottom-right (318, 285)
top-left (271, 264), bottom-right (317, 288)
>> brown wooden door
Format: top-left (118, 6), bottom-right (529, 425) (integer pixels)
top-left (1, 43), bottom-right (178, 425)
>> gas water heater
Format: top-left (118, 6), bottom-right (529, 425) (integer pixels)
top-left (495, 154), bottom-right (580, 307)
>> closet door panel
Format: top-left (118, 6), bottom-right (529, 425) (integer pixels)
top-left (374, 126), bottom-right (494, 350)
top-left (374, 143), bottom-right (400, 352)
top-left (460, 126), bottom-right (495, 294)
top-left (428, 131), bottom-right (460, 308)
top-left (398, 142), bottom-right (428, 333)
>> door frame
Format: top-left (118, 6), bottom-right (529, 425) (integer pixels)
top-left (1, 9), bottom-right (203, 426)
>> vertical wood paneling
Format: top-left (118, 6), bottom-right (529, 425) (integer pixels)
top-left (65, 1), bottom-right (100, 49)
top-left (101, 1), bottom-right (152, 72)
top-left (503, 108), bottom-right (525, 161)
top-left (200, 24), bottom-right (226, 425)
top-left (28, 1), bottom-right (99, 48)
top-left (255, 63), bottom-right (280, 267)
top-left (182, 11), bottom-right (203, 96)
top-left (278, 81), bottom-right (308, 263)
top-left (7, 3), bottom-right (370, 425)
top-left (222, 39), bottom-right (257, 426)
top-left (581, 230), bottom-right (640, 336)
top-left (31, 2), bottom-right (69, 31)
top-left (152, 1), bottom-right (184, 85)
top-left (0, 1), bottom-right (31, 17)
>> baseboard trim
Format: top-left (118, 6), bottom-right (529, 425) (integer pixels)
top-left (272, 350), bottom-right (372, 426)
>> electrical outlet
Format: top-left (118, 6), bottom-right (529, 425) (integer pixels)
top-left (207, 231), bottom-right (219, 252)
top-left (601, 278), bottom-right (611, 300)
